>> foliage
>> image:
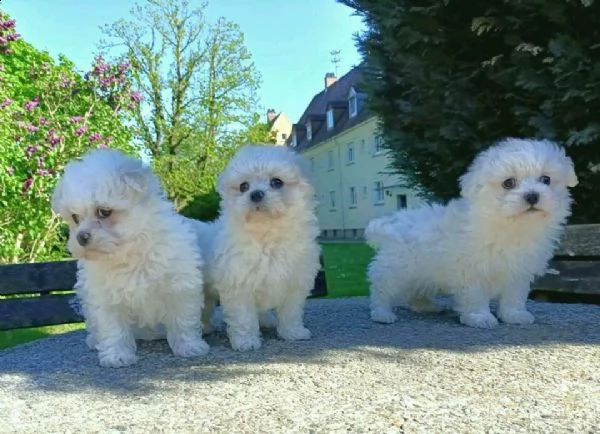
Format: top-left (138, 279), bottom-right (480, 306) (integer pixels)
top-left (340, 0), bottom-right (600, 222)
top-left (0, 10), bottom-right (139, 263)
top-left (100, 0), bottom-right (263, 210)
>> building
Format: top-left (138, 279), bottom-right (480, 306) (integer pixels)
top-left (287, 65), bottom-right (424, 239)
top-left (266, 109), bottom-right (293, 145)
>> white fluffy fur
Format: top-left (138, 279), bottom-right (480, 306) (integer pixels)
top-left (51, 149), bottom-right (209, 367)
top-left (366, 138), bottom-right (578, 328)
top-left (195, 145), bottom-right (321, 351)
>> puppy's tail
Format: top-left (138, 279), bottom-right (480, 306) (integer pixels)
top-left (364, 214), bottom-right (403, 248)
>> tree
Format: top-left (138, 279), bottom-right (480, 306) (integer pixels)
top-left (340, 0), bottom-right (600, 222)
top-left (0, 10), bottom-right (139, 263)
top-left (100, 0), bottom-right (262, 209)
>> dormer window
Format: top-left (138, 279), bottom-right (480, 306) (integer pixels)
top-left (326, 109), bottom-right (334, 130)
top-left (306, 122), bottom-right (312, 141)
top-left (348, 87), bottom-right (358, 118)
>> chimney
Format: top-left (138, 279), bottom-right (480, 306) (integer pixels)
top-left (324, 72), bottom-right (337, 89)
top-left (267, 109), bottom-right (277, 122)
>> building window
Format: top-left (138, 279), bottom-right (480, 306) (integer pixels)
top-left (360, 139), bottom-right (365, 154)
top-left (349, 95), bottom-right (357, 118)
top-left (327, 109), bottom-right (334, 130)
top-left (310, 157), bottom-right (315, 173)
top-left (362, 186), bottom-right (368, 199)
top-left (374, 134), bottom-right (384, 153)
top-left (397, 194), bottom-right (407, 209)
top-left (306, 122), bottom-right (312, 141)
top-left (347, 143), bottom-right (355, 163)
top-left (349, 186), bottom-right (357, 206)
top-left (374, 181), bottom-right (384, 203)
top-left (282, 133), bottom-right (287, 140)
top-left (328, 150), bottom-right (334, 169)
top-left (329, 190), bottom-right (336, 209)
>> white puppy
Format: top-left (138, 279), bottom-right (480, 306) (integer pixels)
top-left (51, 149), bottom-right (209, 367)
top-left (366, 138), bottom-right (578, 328)
top-left (195, 145), bottom-right (321, 351)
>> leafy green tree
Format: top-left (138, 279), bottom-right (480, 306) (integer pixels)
top-left (100, 0), bottom-right (262, 210)
top-left (340, 0), bottom-right (600, 222)
top-left (0, 11), bottom-right (139, 263)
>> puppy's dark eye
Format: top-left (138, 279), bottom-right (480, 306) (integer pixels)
top-left (240, 182), bottom-right (249, 193)
top-left (270, 178), bottom-right (284, 189)
top-left (97, 208), bottom-right (112, 219)
top-left (539, 175), bottom-right (551, 185)
top-left (71, 214), bottom-right (79, 224)
top-left (502, 178), bottom-right (517, 190)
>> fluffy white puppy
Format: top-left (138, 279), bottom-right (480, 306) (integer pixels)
top-left (51, 149), bottom-right (209, 367)
top-left (195, 144), bottom-right (321, 351)
top-left (366, 138), bottom-right (578, 329)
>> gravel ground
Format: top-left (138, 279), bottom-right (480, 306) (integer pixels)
top-left (0, 297), bottom-right (599, 434)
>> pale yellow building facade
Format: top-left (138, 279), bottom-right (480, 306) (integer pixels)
top-left (288, 67), bottom-right (423, 239)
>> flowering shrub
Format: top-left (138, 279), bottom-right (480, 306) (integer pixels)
top-left (0, 11), bottom-right (140, 263)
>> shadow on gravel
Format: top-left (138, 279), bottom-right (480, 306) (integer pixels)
top-left (0, 296), bottom-right (598, 395)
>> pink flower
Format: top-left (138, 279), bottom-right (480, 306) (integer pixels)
top-left (47, 129), bottom-right (61, 146)
top-left (26, 124), bottom-right (39, 133)
top-left (70, 115), bottom-right (83, 123)
top-left (25, 145), bottom-right (38, 158)
top-left (89, 132), bottom-right (102, 142)
top-left (24, 97), bottom-right (39, 111)
top-left (0, 97), bottom-right (12, 108)
top-left (130, 91), bottom-right (142, 102)
top-left (75, 125), bottom-right (88, 137)
top-left (39, 117), bottom-right (49, 126)
top-left (22, 177), bottom-right (33, 194)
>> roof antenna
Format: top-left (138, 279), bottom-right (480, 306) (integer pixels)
top-left (330, 49), bottom-right (341, 76)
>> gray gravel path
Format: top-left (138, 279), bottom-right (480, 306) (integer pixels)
top-left (0, 297), bottom-right (599, 434)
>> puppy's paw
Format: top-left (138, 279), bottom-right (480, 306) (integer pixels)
top-left (499, 309), bottom-right (535, 325)
top-left (460, 312), bottom-right (499, 329)
top-left (171, 337), bottom-right (210, 358)
top-left (259, 311), bottom-right (278, 329)
top-left (229, 333), bottom-right (262, 352)
top-left (371, 307), bottom-right (398, 324)
top-left (98, 349), bottom-right (138, 368)
top-left (277, 326), bottom-right (311, 341)
top-left (85, 333), bottom-right (98, 350)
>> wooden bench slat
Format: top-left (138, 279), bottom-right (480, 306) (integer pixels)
top-left (533, 260), bottom-right (600, 295)
top-left (555, 224), bottom-right (600, 256)
top-left (0, 260), bottom-right (77, 295)
top-left (0, 294), bottom-right (83, 330)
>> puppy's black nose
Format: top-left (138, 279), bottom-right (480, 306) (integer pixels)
top-left (250, 190), bottom-right (265, 203)
top-left (77, 231), bottom-right (91, 246)
top-left (524, 191), bottom-right (540, 206)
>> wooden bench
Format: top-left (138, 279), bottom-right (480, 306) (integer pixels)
top-left (531, 224), bottom-right (600, 304)
top-left (0, 256), bottom-right (328, 330)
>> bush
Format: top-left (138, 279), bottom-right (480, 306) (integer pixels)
top-left (0, 12), bottom-right (140, 263)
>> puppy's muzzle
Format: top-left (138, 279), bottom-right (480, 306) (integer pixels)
top-left (524, 191), bottom-right (540, 206)
top-left (77, 231), bottom-right (92, 246)
top-left (250, 190), bottom-right (265, 203)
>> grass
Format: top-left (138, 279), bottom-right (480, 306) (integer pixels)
top-left (321, 241), bottom-right (373, 298)
top-left (0, 323), bottom-right (84, 350)
top-left (0, 242), bottom-right (373, 350)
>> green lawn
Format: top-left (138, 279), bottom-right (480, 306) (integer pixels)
top-left (321, 242), bottom-right (373, 298)
top-left (0, 323), bottom-right (84, 350)
top-left (0, 242), bottom-right (373, 350)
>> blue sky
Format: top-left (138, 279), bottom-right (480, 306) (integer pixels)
top-left (1, 0), bottom-right (365, 123)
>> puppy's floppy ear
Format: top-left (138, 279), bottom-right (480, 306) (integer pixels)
top-left (119, 160), bottom-right (162, 197)
top-left (564, 155), bottom-right (578, 188)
